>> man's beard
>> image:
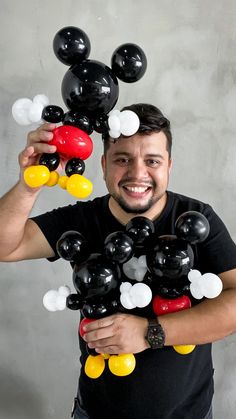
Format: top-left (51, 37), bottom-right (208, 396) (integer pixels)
top-left (110, 192), bottom-right (161, 214)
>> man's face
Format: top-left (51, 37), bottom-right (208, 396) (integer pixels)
top-left (101, 132), bottom-right (172, 214)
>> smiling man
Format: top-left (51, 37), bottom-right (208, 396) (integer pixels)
top-left (0, 103), bottom-right (236, 419)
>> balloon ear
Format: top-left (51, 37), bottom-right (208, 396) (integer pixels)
top-left (111, 43), bottom-right (147, 83)
top-left (53, 26), bottom-right (91, 65)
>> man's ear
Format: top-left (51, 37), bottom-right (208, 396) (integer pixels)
top-left (168, 158), bottom-right (173, 174)
top-left (101, 154), bottom-right (106, 180)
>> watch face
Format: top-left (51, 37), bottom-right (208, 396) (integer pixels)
top-left (146, 321), bottom-right (165, 349)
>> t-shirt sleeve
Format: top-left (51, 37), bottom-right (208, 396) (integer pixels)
top-left (198, 205), bottom-right (236, 274)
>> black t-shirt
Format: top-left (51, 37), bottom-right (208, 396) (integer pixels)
top-left (32, 191), bottom-right (236, 419)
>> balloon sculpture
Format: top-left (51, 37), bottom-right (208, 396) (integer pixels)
top-left (12, 26), bottom-right (147, 199)
top-left (43, 211), bottom-right (223, 378)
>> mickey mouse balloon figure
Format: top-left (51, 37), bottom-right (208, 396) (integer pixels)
top-left (12, 26), bottom-right (147, 199)
top-left (43, 211), bottom-right (223, 379)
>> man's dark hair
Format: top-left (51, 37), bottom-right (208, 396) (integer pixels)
top-left (102, 103), bottom-right (172, 157)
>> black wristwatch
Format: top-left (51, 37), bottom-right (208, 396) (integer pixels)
top-left (145, 318), bottom-right (165, 349)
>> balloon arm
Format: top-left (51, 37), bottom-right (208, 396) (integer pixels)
top-left (82, 313), bottom-right (149, 354)
top-left (157, 277), bottom-right (236, 346)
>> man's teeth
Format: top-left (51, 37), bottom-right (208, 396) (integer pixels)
top-left (125, 186), bottom-right (149, 193)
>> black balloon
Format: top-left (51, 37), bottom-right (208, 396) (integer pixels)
top-left (155, 279), bottom-right (190, 299)
top-left (104, 231), bottom-right (134, 263)
top-left (56, 230), bottom-right (90, 263)
top-left (82, 298), bottom-right (119, 319)
top-left (175, 211), bottom-right (210, 244)
top-left (73, 254), bottom-right (120, 300)
top-left (53, 26), bottom-right (91, 65)
top-left (42, 105), bottom-right (64, 123)
top-left (39, 152), bottom-right (60, 171)
top-left (66, 293), bottom-right (83, 310)
top-left (93, 114), bottom-right (109, 134)
top-left (63, 111), bottom-right (94, 134)
top-left (111, 43), bottom-right (147, 83)
top-left (61, 60), bottom-right (119, 116)
top-left (65, 158), bottom-right (85, 177)
top-left (126, 216), bottom-right (154, 245)
top-left (146, 235), bottom-right (194, 279)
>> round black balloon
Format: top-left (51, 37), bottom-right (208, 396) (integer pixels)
top-left (63, 111), bottom-right (94, 134)
top-left (66, 293), bottom-right (83, 310)
top-left (126, 217), bottom-right (154, 245)
top-left (155, 279), bottom-right (190, 299)
top-left (93, 114), bottom-right (108, 134)
top-left (65, 158), bottom-right (85, 177)
top-left (146, 235), bottom-right (194, 279)
top-left (53, 26), bottom-right (91, 65)
top-left (175, 211), bottom-right (210, 244)
top-left (56, 230), bottom-right (90, 263)
top-left (42, 105), bottom-right (64, 123)
top-left (39, 152), bottom-right (60, 171)
top-left (61, 60), bottom-right (119, 116)
top-left (104, 231), bottom-right (134, 263)
top-left (73, 253), bottom-right (120, 300)
top-left (111, 43), bottom-right (147, 83)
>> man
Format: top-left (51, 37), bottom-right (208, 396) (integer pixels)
top-left (0, 103), bottom-right (236, 419)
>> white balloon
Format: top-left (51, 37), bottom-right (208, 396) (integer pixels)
top-left (58, 285), bottom-right (71, 296)
top-left (12, 98), bottom-right (32, 125)
top-left (188, 269), bottom-right (201, 283)
top-left (109, 129), bottom-right (120, 139)
top-left (138, 255), bottom-right (147, 268)
top-left (28, 102), bottom-right (44, 123)
top-left (201, 273), bottom-right (223, 298)
top-left (108, 114), bottom-right (120, 131)
top-left (33, 94), bottom-right (49, 107)
top-left (120, 292), bottom-right (136, 309)
top-left (134, 268), bottom-right (146, 282)
top-left (120, 282), bottom-right (132, 293)
top-left (109, 109), bottom-right (120, 117)
top-left (43, 290), bottom-right (58, 311)
top-left (56, 295), bottom-right (67, 311)
top-left (130, 283), bottom-right (152, 308)
top-left (120, 110), bottom-right (140, 136)
top-left (190, 282), bottom-right (203, 299)
top-left (123, 258), bottom-right (137, 279)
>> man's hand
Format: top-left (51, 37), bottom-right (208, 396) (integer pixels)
top-left (83, 313), bottom-right (149, 354)
top-left (18, 123), bottom-right (57, 172)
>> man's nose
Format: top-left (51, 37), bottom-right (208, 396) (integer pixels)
top-left (127, 159), bottom-right (149, 179)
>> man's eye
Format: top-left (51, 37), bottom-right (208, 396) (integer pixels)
top-left (146, 159), bottom-right (160, 167)
top-left (114, 158), bottom-right (129, 165)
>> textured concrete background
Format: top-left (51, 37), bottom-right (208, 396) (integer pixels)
top-left (0, 0), bottom-right (236, 417)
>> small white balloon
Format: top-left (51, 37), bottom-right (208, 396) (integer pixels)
top-left (120, 282), bottom-right (132, 293)
top-left (108, 114), bottom-right (120, 131)
top-left (28, 102), bottom-right (44, 123)
top-left (190, 282), bottom-right (204, 299)
top-left (138, 255), bottom-right (147, 268)
top-left (33, 94), bottom-right (49, 107)
top-left (120, 292), bottom-right (136, 309)
top-left (43, 290), bottom-right (58, 311)
top-left (123, 258), bottom-right (137, 279)
top-left (58, 285), bottom-right (71, 296)
top-left (109, 129), bottom-right (120, 139)
top-left (12, 98), bottom-right (32, 125)
top-left (201, 273), bottom-right (223, 298)
top-left (130, 283), bottom-right (152, 308)
top-left (56, 295), bottom-right (67, 311)
top-left (120, 110), bottom-right (140, 136)
top-left (109, 109), bottom-right (120, 117)
top-left (134, 268), bottom-right (146, 282)
top-left (188, 270), bottom-right (202, 283)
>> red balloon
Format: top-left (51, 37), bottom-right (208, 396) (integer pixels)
top-left (49, 125), bottom-right (93, 160)
top-left (79, 317), bottom-right (95, 338)
top-left (152, 295), bottom-right (191, 316)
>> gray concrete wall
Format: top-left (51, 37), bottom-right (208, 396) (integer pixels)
top-left (0, 0), bottom-right (236, 417)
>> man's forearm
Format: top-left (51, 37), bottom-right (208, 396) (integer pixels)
top-left (0, 181), bottom-right (40, 258)
top-left (159, 288), bottom-right (236, 346)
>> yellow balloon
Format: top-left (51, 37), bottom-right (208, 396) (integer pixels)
top-left (46, 171), bottom-right (59, 187)
top-left (66, 174), bottom-right (93, 199)
top-left (173, 345), bottom-right (196, 355)
top-left (84, 355), bottom-right (105, 379)
top-left (108, 354), bottom-right (136, 376)
top-left (58, 175), bottom-right (68, 189)
top-left (101, 353), bottom-right (110, 359)
top-left (24, 165), bottom-right (50, 188)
